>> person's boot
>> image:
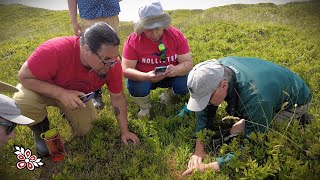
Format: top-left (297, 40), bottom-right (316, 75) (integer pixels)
top-left (132, 95), bottom-right (152, 118)
top-left (300, 112), bottom-right (315, 127)
top-left (29, 117), bottom-right (50, 157)
top-left (92, 89), bottom-right (104, 109)
top-left (160, 88), bottom-right (175, 105)
top-left (211, 129), bottom-right (238, 153)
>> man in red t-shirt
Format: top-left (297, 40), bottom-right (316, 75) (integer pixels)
top-left (68, 0), bottom-right (123, 109)
top-left (122, 2), bottom-right (193, 118)
top-left (13, 22), bottom-right (140, 157)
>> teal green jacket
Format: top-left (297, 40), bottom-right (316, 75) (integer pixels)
top-left (195, 56), bottom-right (312, 167)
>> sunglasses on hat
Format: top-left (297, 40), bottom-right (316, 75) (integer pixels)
top-left (158, 42), bottom-right (166, 62)
top-left (0, 121), bottom-right (17, 135)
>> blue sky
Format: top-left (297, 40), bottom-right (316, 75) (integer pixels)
top-left (0, 0), bottom-right (310, 21)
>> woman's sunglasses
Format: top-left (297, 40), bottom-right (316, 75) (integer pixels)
top-left (0, 121), bottom-right (17, 135)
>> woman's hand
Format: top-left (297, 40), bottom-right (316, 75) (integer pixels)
top-left (145, 70), bottom-right (166, 83)
top-left (163, 64), bottom-right (177, 77)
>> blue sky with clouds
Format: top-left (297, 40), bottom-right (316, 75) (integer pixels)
top-left (0, 0), bottom-right (310, 21)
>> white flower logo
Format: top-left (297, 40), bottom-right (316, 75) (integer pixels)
top-left (13, 145), bottom-right (44, 171)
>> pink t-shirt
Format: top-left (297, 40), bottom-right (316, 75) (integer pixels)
top-left (27, 36), bottom-right (123, 94)
top-left (122, 27), bottom-right (190, 72)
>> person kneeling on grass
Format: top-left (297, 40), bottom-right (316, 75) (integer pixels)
top-left (182, 56), bottom-right (312, 175)
top-left (0, 81), bottom-right (34, 150)
top-left (13, 22), bottom-right (140, 158)
top-left (121, 2), bottom-right (193, 118)
top-left (67, 0), bottom-right (123, 109)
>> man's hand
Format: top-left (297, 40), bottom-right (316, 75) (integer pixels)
top-left (120, 131), bottom-right (140, 145)
top-left (109, 91), bottom-right (140, 145)
top-left (188, 151), bottom-right (207, 169)
top-left (57, 90), bottom-right (86, 110)
top-left (72, 22), bottom-right (81, 36)
top-left (182, 162), bottom-right (220, 176)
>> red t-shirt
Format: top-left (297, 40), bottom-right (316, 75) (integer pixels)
top-left (27, 36), bottom-right (123, 94)
top-left (122, 27), bottom-right (190, 72)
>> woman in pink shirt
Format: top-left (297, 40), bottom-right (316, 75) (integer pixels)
top-left (122, 2), bottom-right (193, 118)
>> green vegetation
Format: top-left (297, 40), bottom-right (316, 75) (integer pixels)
top-left (1, 1), bottom-right (319, 179)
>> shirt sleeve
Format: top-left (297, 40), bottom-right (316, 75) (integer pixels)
top-left (27, 41), bottom-right (59, 81)
top-left (195, 105), bottom-right (218, 135)
top-left (122, 35), bottom-right (138, 60)
top-left (242, 101), bottom-right (274, 136)
top-left (172, 28), bottom-right (190, 55)
top-left (106, 62), bottom-right (123, 94)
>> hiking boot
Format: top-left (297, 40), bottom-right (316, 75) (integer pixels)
top-left (29, 117), bottom-right (50, 158)
top-left (160, 88), bottom-right (175, 105)
top-left (138, 109), bottom-right (151, 118)
top-left (132, 95), bottom-right (152, 118)
top-left (212, 129), bottom-right (238, 153)
top-left (300, 113), bottom-right (315, 126)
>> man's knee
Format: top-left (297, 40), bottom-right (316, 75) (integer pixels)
top-left (13, 87), bottom-right (48, 124)
top-left (73, 124), bottom-right (93, 137)
top-left (64, 104), bottom-right (98, 136)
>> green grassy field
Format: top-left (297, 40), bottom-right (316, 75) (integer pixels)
top-left (0, 1), bottom-right (319, 179)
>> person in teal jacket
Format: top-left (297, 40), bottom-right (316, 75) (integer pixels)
top-left (182, 57), bottom-right (312, 175)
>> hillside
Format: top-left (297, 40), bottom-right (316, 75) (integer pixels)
top-left (0, 2), bottom-right (319, 179)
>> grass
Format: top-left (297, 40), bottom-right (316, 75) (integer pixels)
top-left (0, 1), bottom-right (320, 179)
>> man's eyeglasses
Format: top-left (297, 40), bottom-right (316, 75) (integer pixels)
top-left (96, 53), bottom-right (122, 67)
top-left (158, 43), bottom-right (166, 62)
top-left (211, 89), bottom-right (217, 98)
top-left (209, 89), bottom-right (218, 104)
top-left (0, 121), bottom-right (17, 135)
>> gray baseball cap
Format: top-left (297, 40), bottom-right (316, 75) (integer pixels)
top-left (187, 60), bottom-right (224, 112)
top-left (0, 94), bottom-right (34, 125)
top-left (0, 81), bottom-right (18, 93)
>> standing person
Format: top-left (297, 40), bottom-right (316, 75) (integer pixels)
top-left (0, 81), bottom-right (34, 150)
top-left (183, 57), bottom-right (312, 175)
top-left (13, 22), bottom-right (140, 157)
top-left (68, 0), bottom-right (122, 108)
top-left (122, 2), bottom-right (193, 118)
